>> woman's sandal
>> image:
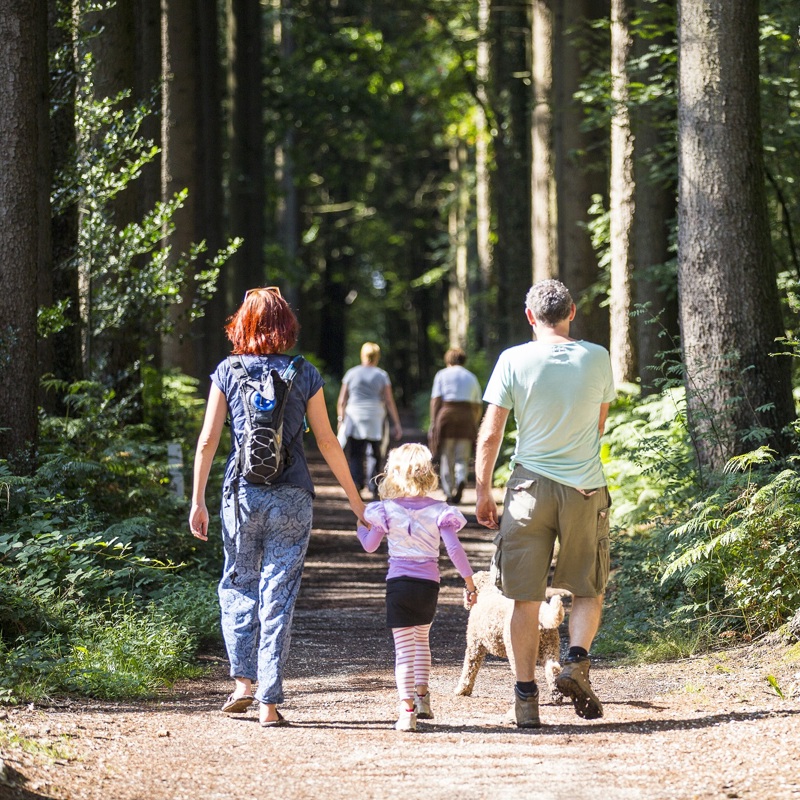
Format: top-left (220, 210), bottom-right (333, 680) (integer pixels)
top-left (259, 709), bottom-right (289, 728)
top-left (221, 693), bottom-right (255, 714)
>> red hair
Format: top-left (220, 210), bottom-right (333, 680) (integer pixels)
top-left (225, 289), bottom-right (300, 355)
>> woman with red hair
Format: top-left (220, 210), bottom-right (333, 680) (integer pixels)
top-left (190, 287), bottom-right (365, 727)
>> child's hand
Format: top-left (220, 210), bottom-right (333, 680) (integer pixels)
top-left (464, 586), bottom-right (478, 608)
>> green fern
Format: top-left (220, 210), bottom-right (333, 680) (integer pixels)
top-left (659, 455), bottom-right (800, 634)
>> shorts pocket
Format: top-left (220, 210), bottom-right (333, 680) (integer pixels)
top-left (490, 532), bottom-right (503, 589)
top-left (503, 476), bottom-right (538, 522)
top-left (594, 498), bottom-right (611, 592)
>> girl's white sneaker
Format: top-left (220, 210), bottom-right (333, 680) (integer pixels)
top-left (394, 704), bottom-right (418, 731)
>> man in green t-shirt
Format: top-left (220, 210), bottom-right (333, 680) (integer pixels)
top-left (475, 279), bottom-right (616, 728)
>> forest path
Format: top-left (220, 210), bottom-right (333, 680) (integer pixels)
top-left (2, 438), bottom-right (800, 800)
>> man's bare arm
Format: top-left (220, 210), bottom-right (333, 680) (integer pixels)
top-left (598, 402), bottom-right (610, 436)
top-left (474, 404), bottom-right (510, 529)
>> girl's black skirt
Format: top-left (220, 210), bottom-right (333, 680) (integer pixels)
top-left (385, 577), bottom-right (440, 628)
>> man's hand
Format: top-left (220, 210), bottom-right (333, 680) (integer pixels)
top-left (475, 490), bottom-right (499, 529)
top-left (474, 404), bottom-right (508, 530)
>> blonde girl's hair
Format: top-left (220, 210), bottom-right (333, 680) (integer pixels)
top-left (377, 443), bottom-right (439, 500)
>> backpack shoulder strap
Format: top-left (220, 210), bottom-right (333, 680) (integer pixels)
top-left (274, 356), bottom-right (307, 449)
top-left (227, 356), bottom-right (255, 439)
top-left (281, 354), bottom-right (305, 385)
top-left (228, 356), bottom-right (250, 384)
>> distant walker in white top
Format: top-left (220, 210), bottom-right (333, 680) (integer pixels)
top-left (428, 347), bottom-right (483, 504)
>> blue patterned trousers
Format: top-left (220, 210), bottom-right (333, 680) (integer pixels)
top-left (219, 483), bottom-right (313, 705)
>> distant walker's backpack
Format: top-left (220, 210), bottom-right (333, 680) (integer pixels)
top-left (228, 354), bottom-right (305, 485)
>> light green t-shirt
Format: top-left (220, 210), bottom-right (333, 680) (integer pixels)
top-left (483, 340), bottom-right (616, 489)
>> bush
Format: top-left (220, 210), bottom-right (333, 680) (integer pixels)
top-left (660, 452), bottom-right (800, 636)
top-left (602, 384), bottom-right (698, 528)
top-left (0, 371), bottom-right (223, 703)
top-left (598, 387), bottom-right (800, 657)
top-left (0, 598), bottom-right (204, 703)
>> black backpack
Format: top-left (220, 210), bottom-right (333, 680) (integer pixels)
top-left (228, 354), bottom-right (306, 485)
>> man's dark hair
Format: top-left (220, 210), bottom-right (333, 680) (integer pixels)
top-left (526, 280), bottom-right (573, 326)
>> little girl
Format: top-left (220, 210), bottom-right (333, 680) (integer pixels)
top-left (357, 443), bottom-right (477, 732)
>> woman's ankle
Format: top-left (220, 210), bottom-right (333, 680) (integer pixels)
top-left (259, 702), bottom-right (279, 721)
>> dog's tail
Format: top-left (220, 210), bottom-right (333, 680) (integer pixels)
top-left (539, 593), bottom-right (565, 628)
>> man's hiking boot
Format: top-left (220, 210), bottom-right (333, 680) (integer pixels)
top-left (514, 686), bottom-right (541, 728)
top-left (556, 657), bottom-right (603, 720)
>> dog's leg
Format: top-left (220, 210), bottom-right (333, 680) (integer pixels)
top-left (543, 656), bottom-right (563, 704)
top-left (455, 643), bottom-right (488, 696)
top-left (538, 628), bottom-right (563, 704)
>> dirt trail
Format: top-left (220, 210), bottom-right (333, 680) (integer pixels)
top-left (2, 450), bottom-right (800, 800)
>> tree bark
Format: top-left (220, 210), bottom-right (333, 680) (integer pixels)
top-left (448, 145), bottom-right (470, 349)
top-left (632, 7), bottom-right (677, 394)
top-left (134, 0), bottom-right (162, 227)
top-left (194, 0), bottom-right (225, 378)
top-left (273, 0), bottom-right (300, 312)
top-left (86, 0), bottom-right (148, 409)
top-left (608, 0), bottom-right (636, 383)
top-left (0, 0), bottom-right (48, 468)
top-left (531, 0), bottom-right (557, 283)
top-left (46, 0), bottom-right (82, 395)
top-left (553, 0), bottom-right (609, 346)
top-left (488, 0), bottom-right (533, 348)
top-left (474, 0), bottom-right (492, 353)
top-left (161, 0), bottom-right (199, 376)
top-left (226, 0), bottom-right (266, 306)
top-left (677, 0), bottom-right (795, 471)
top-left (38, 2), bottom-right (56, 406)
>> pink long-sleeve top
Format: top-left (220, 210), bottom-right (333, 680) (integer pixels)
top-left (356, 496), bottom-right (474, 582)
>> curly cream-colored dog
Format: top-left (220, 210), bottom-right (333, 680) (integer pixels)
top-left (455, 570), bottom-right (565, 703)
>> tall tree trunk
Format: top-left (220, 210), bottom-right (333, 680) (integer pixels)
top-left (38, 2), bottom-right (57, 408)
top-left (633, 118), bottom-right (677, 394)
top-left (0, 0), bottom-right (47, 469)
top-left (488, 0), bottom-right (533, 348)
top-left (274, 0), bottom-right (300, 310)
top-left (531, 0), bottom-right (557, 283)
top-left (131, 0), bottom-right (165, 428)
top-left (632, 8), bottom-right (677, 394)
top-left (86, 0), bottom-right (146, 410)
top-left (87, 0), bottom-right (135, 104)
top-left (161, 0), bottom-right (199, 376)
top-left (226, 0), bottom-right (266, 306)
top-left (677, 0), bottom-right (794, 471)
top-left (316, 223), bottom-right (349, 378)
top-left (608, 0), bottom-right (636, 383)
top-left (474, 0), bottom-right (492, 353)
top-left (448, 145), bottom-right (470, 349)
top-left (553, 0), bottom-right (609, 345)
top-left (195, 0), bottom-right (225, 377)
top-left (135, 0), bottom-right (161, 223)
top-left (47, 0), bottom-right (82, 395)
